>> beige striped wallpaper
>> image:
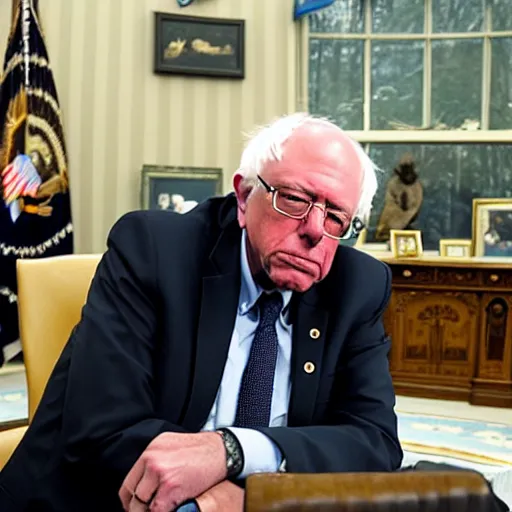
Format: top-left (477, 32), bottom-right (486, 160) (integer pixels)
top-left (0, 0), bottom-right (298, 253)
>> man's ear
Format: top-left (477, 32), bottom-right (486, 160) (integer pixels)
top-left (233, 173), bottom-right (252, 212)
top-left (233, 172), bottom-right (253, 228)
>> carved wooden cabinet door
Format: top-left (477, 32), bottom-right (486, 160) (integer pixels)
top-left (389, 290), bottom-right (479, 382)
top-left (477, 294), bottom-right (512, 381)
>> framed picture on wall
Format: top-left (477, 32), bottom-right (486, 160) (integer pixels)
top-left (473, 198), bottom-right (512, 257)
top-left (154, 12), bottom-right (245, 78)
top-left (390, 229), bottom-right (423, 259)
top-left (439, 239), bottom-right (472, 259)
top-left (140, 165), bottom-right (222, 213)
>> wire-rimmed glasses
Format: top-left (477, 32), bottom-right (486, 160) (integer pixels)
top-left (257, 175), bottom-right (364, 240)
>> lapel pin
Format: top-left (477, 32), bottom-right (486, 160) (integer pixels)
top-left (309, 328), bottom-right (320, 339)
top-left (304, 362), bottom-right (316, 374)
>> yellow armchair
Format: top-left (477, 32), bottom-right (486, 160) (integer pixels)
top-left (0, 254), bottom-right (101, 470)
top-left (0, 427), bottom-right (27, 469)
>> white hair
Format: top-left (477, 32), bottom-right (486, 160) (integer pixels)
top-left (237, 112), bottom-right (379, 222)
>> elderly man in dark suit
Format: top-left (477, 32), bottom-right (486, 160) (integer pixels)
top-left (0, 113), bottom-right (403, 512)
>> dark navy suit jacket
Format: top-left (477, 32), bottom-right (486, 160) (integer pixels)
top-left (0, 194), bottom-right (402, 511)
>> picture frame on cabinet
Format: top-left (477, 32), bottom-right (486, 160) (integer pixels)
top-left (472, 198), bottom-right (512, 257)
top-left (390, 229), bottom-right (423, 259)
top-left (439, 239), bottom-right (472, 259)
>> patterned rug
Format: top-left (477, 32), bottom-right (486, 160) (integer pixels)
top-left (398, 410), bottom-right (512, 468)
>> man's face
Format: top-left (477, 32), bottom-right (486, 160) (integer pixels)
top-left (234, 123), bottom-right (364, 293)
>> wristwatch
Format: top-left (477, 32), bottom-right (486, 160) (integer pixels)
top-left (217, 428), bottom-right (244, 478)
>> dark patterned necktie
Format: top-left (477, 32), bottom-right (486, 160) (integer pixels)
top-left (234, 292), bottom-right (283, 428)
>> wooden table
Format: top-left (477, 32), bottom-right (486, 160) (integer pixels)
top-left (368, 252), bottom-right (512, 408)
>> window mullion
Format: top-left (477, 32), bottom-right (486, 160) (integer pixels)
top-left (423, 0), bottom-right (432, 127)
top-left (363, 0), bottom-right (372, 131)
top-left (481, 1), bottom-right (493, 130)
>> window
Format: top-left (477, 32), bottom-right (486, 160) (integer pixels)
top-left (368, 143), bottom-right (512, 249)
top-left (302, 0), bottom-right (512, 249)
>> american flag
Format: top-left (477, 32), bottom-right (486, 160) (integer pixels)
top-left (0, 0), bottom-right (73, 365)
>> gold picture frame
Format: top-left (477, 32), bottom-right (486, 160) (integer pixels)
top-left (472, 198), bottom-right (512, 257)
top-left (390, 229), bottom-right (423, 259)
top-left (439, 239), bottom-right (472, 259)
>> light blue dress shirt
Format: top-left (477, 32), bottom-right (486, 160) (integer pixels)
top-left (201, 230), bottom-right (293, 478)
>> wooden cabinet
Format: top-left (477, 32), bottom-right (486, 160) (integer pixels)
top-left (378, 256), bottom-right (512, 407)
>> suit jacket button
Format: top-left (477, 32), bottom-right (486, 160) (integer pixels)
top-left (309, 328), bottom-right (320, 339)
top-left (304, 362), bottom-right (315, 374)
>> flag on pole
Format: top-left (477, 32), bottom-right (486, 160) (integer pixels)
top-left (0, 0), bottom-right (73, 365)
top-left (294, 0), bottom-right (336, 19)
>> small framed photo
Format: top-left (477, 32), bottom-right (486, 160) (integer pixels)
top-left (140, 165), bottom-right (222, 212)
top-left (390, 229), bottom-right (423, 259)
top-left (154, 12), bottom-right (245, 78)
top-left (473, 198), bottom-right (512, 257)
top-left (439, 239), bottom-right (472, 259)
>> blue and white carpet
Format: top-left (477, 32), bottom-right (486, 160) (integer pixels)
top-left (398, 410), bottom-right (512, 466)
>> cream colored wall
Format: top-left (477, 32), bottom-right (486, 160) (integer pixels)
top-left (0, 0), bottom-right (298, 253)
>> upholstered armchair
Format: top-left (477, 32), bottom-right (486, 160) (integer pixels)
top-left (0, 254), bottom-right (101, 470)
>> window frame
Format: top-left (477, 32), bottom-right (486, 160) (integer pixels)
top-left (299, 0), bottom-right (512, 143)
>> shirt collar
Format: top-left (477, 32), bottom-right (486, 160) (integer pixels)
top-left (238, 230), bottom-right (292, 318)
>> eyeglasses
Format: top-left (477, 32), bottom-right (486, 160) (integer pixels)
top-left (257, 175), bottom-right (364, 240)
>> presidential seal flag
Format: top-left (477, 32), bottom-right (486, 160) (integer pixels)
top-left (294, 0), bottom-right (335, 19)
top-left (0, 0), bottom-right (73, 365)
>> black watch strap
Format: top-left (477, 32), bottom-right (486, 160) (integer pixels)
top-left (217, 428), bottom-right (244, 478)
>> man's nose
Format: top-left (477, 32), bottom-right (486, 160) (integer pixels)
top-left (298, 204), bottom-right (325, 246)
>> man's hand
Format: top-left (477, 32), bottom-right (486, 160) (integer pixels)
top-left (119, 432), bottom-right (227, 512)
top-left (196, 480), bottom-right (244, 512)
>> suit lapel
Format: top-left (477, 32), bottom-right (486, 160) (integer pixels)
top-left (182, 222), bottom-right (241, 431)
top-left (288, 287), bottom-right (329, 427)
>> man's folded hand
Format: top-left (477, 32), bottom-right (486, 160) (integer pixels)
top-left (119, 432), bottom-right (227, 512)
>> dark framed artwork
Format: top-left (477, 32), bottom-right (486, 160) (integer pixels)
top-left (154, 12), bottom-right (245, 78)
top-left (140, 165), bottom-right (222, 213)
